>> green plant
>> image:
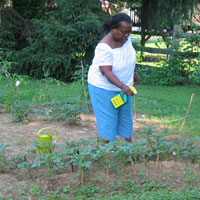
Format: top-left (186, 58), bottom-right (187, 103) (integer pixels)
top-left (71, 184), bottom-right (105, 198)
top-left (112, 140), bottom-right (145, 174)
top-left (67, 145), bottom-right (93, 184)
top-left (183, 169), bottom-right (197, 189)
top-left (71, 63), bottom-right (90, 109)
top-left (16, 152), bottom-right (40, 179)
top-left (0, 59), bottom-right (17, 111)
top-left (39, 152), bottom-right (57, 182)
top-left (29, 184), bottom-right (43, 196)
top-left (91, 177), bottom-right (103, 183)
top-left (138, 127), bottom-right (157, 154)
top-left (153, 32), bottom-right (200, 86)
top-left (62, 185), bottom-right (70, 193)
top-left (9, 0), bottom-right (107, 81)
top-left (50, 151), bottom-right (65, 173)
top-left (38, 100), bottom-right (89, 124)
top-left (0, 144), bottom-right (10, 171)
top-left (94, 142), bottom-right (115, 178)
top-left (173, 136), bottom-right (200, 162)
top-left (155, 139), bottom-right (174, 161)
top-left (11, 100), bottom-right (30, 124)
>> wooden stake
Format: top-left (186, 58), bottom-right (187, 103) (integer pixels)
top-left (81, 168), bottom-right (84, 184)
top-left (81, 60), bottom-right (84, 86)
top-left (180, 93), bottom-right (195, 131)
top-left (155, 154), bottom-right (160, 170)
top-left (130, 157), bottom-right (137, 175)
top-left (133, 97), bottom-right (136, 119)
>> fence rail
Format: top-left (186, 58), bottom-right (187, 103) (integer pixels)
top-left (134, 44), bottom-right (199, 58)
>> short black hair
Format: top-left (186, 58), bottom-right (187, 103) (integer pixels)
top-left (101, 13), bottom-right (132, 34)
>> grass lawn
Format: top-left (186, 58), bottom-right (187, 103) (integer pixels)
top-left (0, 78), bottom-right (199, 136)
top-left (129, 35), bottom-right (200, 135)
top-left (134, 85), bottom-right (200, 136)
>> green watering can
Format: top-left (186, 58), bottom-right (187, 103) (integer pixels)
top-left (36, 127), bottom-right (59, 153)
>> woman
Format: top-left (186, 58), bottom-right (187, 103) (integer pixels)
top-left (87, 13), bottom-right (138, 142)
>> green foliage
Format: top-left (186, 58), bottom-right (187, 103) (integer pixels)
top-left (137, 28), bottom-right (200, 86)
top-left (32, 64), bottom-right (91, 123)
top-left (16, 152), bottom-right (38, 178)
top-left (2, 133), bottom-right (200, 199)
top-left (127, 0), bottom-right (199, 34)
top-left (29, 184), bottom-right (43, 196)
top-left (0, 55), bottom-right (90, 123)
top-left (0, 144), bottom-right (10, 171)
top-left (12, 0), bottom-right (47, 19)
top-left (11, 100), bottom-right (30, 123)
top-left (0, 31), bottom-right (16, 50)
top-left (7, 0), bottom-right (107, 81)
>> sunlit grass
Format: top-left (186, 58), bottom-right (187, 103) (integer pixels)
top-left (134, 85), bottom-right (200, 136)
top-left (0, 78), bottom-right (199, 136)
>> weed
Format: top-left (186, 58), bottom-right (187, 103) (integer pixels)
top-left (95, 142), bottom-right (115, 178)
top-left (62, 185), bottom-right (70, 193)
top-left (0, 144), bottom-right (10, 171)
top-left (16, 152), bottom-right (39, 179)
top-left (11, 100), bottom-right (30, 124)
top-left (91, 177), bottom-right (103, 183)
top-left (29, 184), bottom-right (43, 196)
top-left (183, 169), bottom-right (196, 189)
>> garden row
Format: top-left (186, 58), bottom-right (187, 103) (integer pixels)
top-left (1, 127), bottom-right (200, 184)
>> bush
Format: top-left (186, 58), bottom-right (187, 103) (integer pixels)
top-left (138, 25), bottom-right (200, 86)
top-left (6, 0), bottom-right (108, 81)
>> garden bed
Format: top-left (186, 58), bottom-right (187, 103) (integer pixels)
top-left (0, 112), bottom-right (200, 199)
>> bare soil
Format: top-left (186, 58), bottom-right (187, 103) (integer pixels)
top-left (0, 111), bottom-right (200, 199)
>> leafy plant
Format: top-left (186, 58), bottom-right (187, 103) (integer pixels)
top-left (36, 100), bottom-right (89, 125)
top-left (0, 144), bottom-right (10, 171)
top-left (9, 0), bottom-right (107, 81)
top-left (39, 152), bottom-right (57, 182)
top-left (113, 141), bottom-right (137, 174)
top-left (66, 139), bottom-right (94, 184)
top-left (16, 152), bottom-right (39, 179)
top-left (94, 142), bottom-right (115, 179)
top-left (29, 184), bottom-right (43, 196)
top-left (173, 136), bottom-right (200, 162)
top-left (138, 127), bottom-right (157, 154)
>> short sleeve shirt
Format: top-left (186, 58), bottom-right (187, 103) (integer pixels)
top-left (87, 37), bottom-right (136, 91)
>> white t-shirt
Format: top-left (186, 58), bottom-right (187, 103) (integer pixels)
top-left (87, 37), bottom-right (136, 92)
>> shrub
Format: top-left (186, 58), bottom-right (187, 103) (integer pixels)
top-left (6, 0), bottom-right (108, 81)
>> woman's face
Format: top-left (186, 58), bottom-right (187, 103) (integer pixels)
top-left (112, 21), bottom-right (132, 42)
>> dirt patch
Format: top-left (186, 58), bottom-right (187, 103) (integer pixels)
top-left (0, 112), bottom-right (199, 199)
top-left (0, 112), bottom-right (164, 157)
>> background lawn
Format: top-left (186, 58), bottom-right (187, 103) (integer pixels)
top-left (0, 78), bottom-right (199, 136)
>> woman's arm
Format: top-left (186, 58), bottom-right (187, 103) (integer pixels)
top-left (99, 65), bottom-right (133, 96)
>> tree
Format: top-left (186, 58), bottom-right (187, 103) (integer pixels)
top-left (12, 0), bottom-right (46, 19)
top-left (8, 0), bottom-right (108, 81)
top-left (126, 0), bottom-right (200, 46)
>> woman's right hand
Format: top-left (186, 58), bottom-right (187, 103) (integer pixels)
top-left (99, 66), bottom-right (134, 96)
top-left (121, 85), bottom-right (134, 96)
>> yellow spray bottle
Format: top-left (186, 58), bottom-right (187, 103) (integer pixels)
top-left (110, 86), bottom-right (137, 109)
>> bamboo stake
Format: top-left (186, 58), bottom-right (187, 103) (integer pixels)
top-left (81, 60), bottom-right (84, 86)
top-left (130, 157), bottom-right (137, 175)
top-left (133, 97), bottom-right (136, 119)
top-left (154, 154), bottom-right (160, 170)
top-left (81, 168), bottom-right (84, 184)
top-left (179, 93), bottom-right (195, 131)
